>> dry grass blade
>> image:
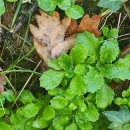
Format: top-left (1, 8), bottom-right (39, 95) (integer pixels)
top-left (0, 67), bottom-right (5, 94)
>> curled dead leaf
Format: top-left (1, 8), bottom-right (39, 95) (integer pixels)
top-left (30, 10), bottom-right (76, 64)
top-left (30, 10), bottom-right (101, 64)
top-left (65, 19), bottom-right (78, 38)
top-left (66, 14), bottom-right (101, 37)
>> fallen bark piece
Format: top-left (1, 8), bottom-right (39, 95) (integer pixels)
top-left (30, 10), bottom-right (76, 64)
top-left (66, 14), bottom-right (101, 37)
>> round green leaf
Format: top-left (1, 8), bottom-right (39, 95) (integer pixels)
top-left (58, 0), bottom-right (74, 10)
top-left (48, 59), bottom-right (62, 70)
top-left (58, 53), bottom-right (72, 70)
top-left (123, 123), bottom-right (130, 130)
top-left (38, 117), bottom-right (49, 128)
top-left (70, 75), bottom-right (87, 96)
top-left (84, 67), bottom-right (105, 93)
top-left (97, 0), bottom-right (123, 12)
top-left (78, 100), bottom-right (86, 112)
top-left (78, 122), bottom-right (92, 130)
top-left (2, 90), bottom-right (15, 102)
top-left (74, 64), bottom-right (86, 75)
top-left (65, 5), bottom-right (84, 19)
top-left (76, 32), bottom-right (100, 59)
top-left (0, 108), bottom-right (5, 117)
top-left (53, 115), bottom-right (71, 129)
top-left (99, 64), bottom-right (119, 79)
top-left (0, 122), bottom-right (12, 130)
top-left (114, 55), bottom-right (130, 80)
top-left (10, 113), bottom-right (21, 125)
top-left (64, 89), bottom-right (75, 100)
top-left (38, 0), bottom-right (57, 11)
top-left (96, 85), bottom-right (114, 108)
top-left (100, 40), bottom-right (120, 63)
top-left (70, 44), bottom-right (88, 65)
top-left (85, 102), bottom-right (99, 122)
top-left (40, 69), bottom-right (64, 90)
top-left (51, 96), bottom-right (68, 109)
top-left (65, 123), bottom-right (77, 130)
top-left (102, 26), bottom-right (109, 37)
top-left (0, 0), bottom-right (5, 16)
top-left (19, 90), bottom-right (36, 104)
top-left (108, 28), bottom-right (119, 38)
top-left (43, 105), bottom-right (55, 120)
top-left (16, 103), bottom-right (41, 118)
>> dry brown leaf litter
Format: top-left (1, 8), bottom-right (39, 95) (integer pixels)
top-left (66, 14), bottom-right (101, 37)
top-left (30, 10), bottom-right (76, 64)
top-left (30, 10), bottom-right (101, 64)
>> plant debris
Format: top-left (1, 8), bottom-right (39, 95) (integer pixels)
top-left (66, 14), bottom-right (101, 37)
top-left (30, 10), bottom-right (101, 63)
top-left (30, 10), bottom-right (76, 63)
top-left (0, 67), bottom-right (5, 94)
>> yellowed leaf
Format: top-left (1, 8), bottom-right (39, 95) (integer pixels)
top-left (65, 19), bottom-right (78, 37)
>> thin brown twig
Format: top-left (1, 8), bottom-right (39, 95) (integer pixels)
top-left (123, 3), bottom-right (130, 19)
top-left (100, 12), bottom-right (113, 30)
top-left (117, 13), bottom-right (122, 30)
top-left (11, 60), bottom-right (42, 108)
top-left (120, 14), bottom-right (127, 27)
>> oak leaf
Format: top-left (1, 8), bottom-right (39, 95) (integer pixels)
top-left (30, 10), bottom-right (76, 64)
top-left (66, 14), bottom-right (101, 37)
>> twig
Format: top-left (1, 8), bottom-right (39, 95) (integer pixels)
top-left (0, 23), bottom-right (32, 46)
top-left (118, 37), bottom-right (130, 41)
top-left (120, 14), bottom-right (127, 27)
top-left (100, 9), bottom-right (111, 17)
top-left (123, 3), bottom-right (130, 19)
top-left (100, 12), bottom-right (113, 30)
top-left (118, 32), bottom-right (130, 38)
top-left (11, 60), bottom-right (42, 108)
top-left (0, 73), bottom-right (16, 94)
top-left (117, 13), bottom-right (122, 30)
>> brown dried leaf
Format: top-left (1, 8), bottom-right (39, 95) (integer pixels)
top-left (65, 19), bottom-right (78, 37)
top-left (66, 14), bottom-right (101, 37)
top-left (78, 14), bottom-right (101, 37)
top-left (30, 10), bottom-right (76, 63)
top-left (76, 0), bottom-right (83, 3)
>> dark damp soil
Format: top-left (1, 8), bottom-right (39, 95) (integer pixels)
top-left (0, 0), bottom-right (130, 94)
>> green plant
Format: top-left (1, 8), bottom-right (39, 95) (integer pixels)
top-left (38, 31), bottom-right (130, 129)
top-left (103, 106), bottom-right (130, 130)
top-left (97, 0), bottom-right (128, 12)
top-left (115, 86), bottom-right (130, 107)
top-left (102, 26), bottom-right (119, 39)
top-left (0, 0), bottom-right (18, 16)
top-left (38, 0), bottom-right (84, 19)
top-left (0, 0), bottom-right (5, 16)
top-left (0, 0), bottom-right (32, 17)
top-left (0, 89), bottom-right (43, 130)
top-left (0, 30), bottom-right (130, 130)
